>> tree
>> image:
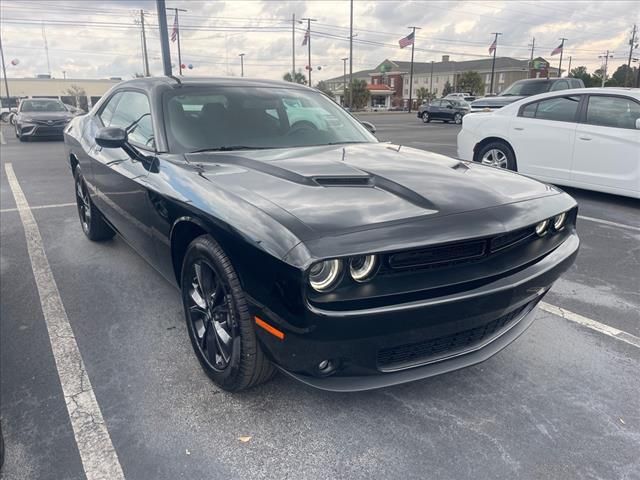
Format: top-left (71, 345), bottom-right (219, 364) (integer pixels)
top-left (283, 71), bottom-right (307, 85)
top-left (611, 64), bottom-right (634, 86)
top-left (64, 85), bottom-right (88, 111)
top-left (442, 80), bottom-right (453, 97)
top-left (344, 79), bottom-right (370, 109)
top-left (315, 80), bottom-right (335, 99)
top-left (416, 87), bottom-right (429, 104)
top-left (457, 71), bottom-right (484, 95)
top-left (570, 66), bottom-right (595, 87)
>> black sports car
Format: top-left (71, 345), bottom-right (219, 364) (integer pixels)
top-left (63, 77), bottom-right (579, 392)
top-left (15, 98), bottom-right (75, 141)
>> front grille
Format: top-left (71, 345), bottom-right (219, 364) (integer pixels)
top-left (34, 119), bottom-right (67, 126)
top-left (377, 302), bottom-right (532, 370)
top-left (34, 126), bottom-right (64, 135)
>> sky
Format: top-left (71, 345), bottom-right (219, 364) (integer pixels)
top-left (0, 0), bottom-right (638, 84)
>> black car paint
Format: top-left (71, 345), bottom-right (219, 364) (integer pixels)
top-left (418, 99), bottom-right (468, 121)
top-left (470, 78), bottom-right (585, 110)
top-left (64, 77), bottom-right (579, 391)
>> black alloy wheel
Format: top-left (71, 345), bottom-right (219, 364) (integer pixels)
top-left (74, 168), bottom-right (115, 241)
top-left (181, 235), bottom-right (275, 391)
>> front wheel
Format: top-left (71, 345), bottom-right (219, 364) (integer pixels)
top-left (74, 168), bottom-right (115, 241)
top-left (453, 113), bottom-right (463, 124)
top-left (422, 112), bottom-right (430, 123)
top-left (476, 141), bottom-right (517, 171)
top-left (181, 235), bottom-right (275, 392)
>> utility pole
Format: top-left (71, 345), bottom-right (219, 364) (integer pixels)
top-left (348, 0), bottom-right (354, 108)
top-left (41, 23), bottom-right (51, 77)
top-left (156, 0), bottom-right (172, 76)
top-left (528, 37), bottom-right (535, 78)
top-left (598, 50), bottom-right (614, 87)
top-left (292, 14), bottom-right (296, 80)
top-left (0, 34), bottom-right (11, 106)
top-left (407, 26), bottom-right (421, 113)
top-left (302, 18), bottom-right (316, 86)
top-left (341, 57), bottom-right (348, 103)
top-left (567, 56), bottom-right (572, 77)
top-left (140, 9), bottom-right (150, 76)
top-left (626, 24), bottom-right (637, 86)
top-left (62, 70), bottom-right (66, 79)
top-left (429, 60), bottom-right (434, 96)
top-left (489, 32), bottom-right (501, 95)
top-left (239, 53), bottom-right (245, 77)
top-left (557, 37), bottom-right (567, 77)
top-left (166, 7), bottom-right (187, 75)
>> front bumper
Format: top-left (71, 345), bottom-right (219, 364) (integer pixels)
top-left (17, 123), bottom-right (67, 137)
top-left (254, 232), bottom-right (579, 392)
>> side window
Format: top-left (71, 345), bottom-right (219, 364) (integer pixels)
top-left (550, 80), bottom-right (569, 91)
top-left (432, 100), bottom-right (442, 107)
top-left (98, 92), bottom-right (123, 126)
top-left (520, 96), bottom-right (581, 122)
top-left (109, 91), bottom-right (154, 149)
top-left (585, 95), bottom-right (640, 130)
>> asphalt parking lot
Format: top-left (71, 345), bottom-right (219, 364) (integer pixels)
top-left (1, 117), bottom-right (639, 480)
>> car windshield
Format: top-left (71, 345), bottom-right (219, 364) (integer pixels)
top-left (164, 86), bottom-right (377, 153)
top-left (500, 81), bottom-right (552, 96)
top-left (20, 99), bottom-right (67, 112)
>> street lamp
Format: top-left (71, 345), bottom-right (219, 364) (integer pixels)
top-left (238, 53), bottom-right (245, 77)
top-left (341, 57), bottom-right (348, 105)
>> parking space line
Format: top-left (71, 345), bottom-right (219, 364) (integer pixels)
top-left (4, 163), bottom-right (125, 480)
top-left (577, 215), bottom-right (640, 233)
top-left (0, 129), bottom-right (6, 144)
top-left (540, 302), bottom-right (640, 349)
top-left (0, 202), bottom-right (76, 214)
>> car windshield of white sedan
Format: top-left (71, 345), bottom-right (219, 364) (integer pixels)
top-left (164, 87), bottom-right (376, 152)
top-left (20, 99), bottom-right (67, 112)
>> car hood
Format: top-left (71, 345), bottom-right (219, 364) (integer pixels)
top-left (471, 96), bottom-right (525, 108)
top-left (187, 143), bottom-right (559, 238)
top-left (19, 111), bottom-right (72, 121)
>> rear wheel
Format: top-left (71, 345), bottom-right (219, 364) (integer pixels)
top-left (74, 168), bottom-right (115, 241)
top-left (181, 235), bottom-right (275, 392)
top-left (422, 112), bottom-right (430, 123)
top-left (476, 141), bottom-right (516, 171)
top-left (453, 113), bottom-right (463, 124)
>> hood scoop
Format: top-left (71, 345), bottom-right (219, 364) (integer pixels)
top-left (314, 176), bottom-right (372, 187)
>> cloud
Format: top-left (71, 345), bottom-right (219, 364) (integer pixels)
top-left (0, 0), bottom-right (636, 82)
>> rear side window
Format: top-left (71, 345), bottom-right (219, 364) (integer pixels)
top-left (585, 95), bottom-right (640, 130)
top-left (519, 96), bottom-right (581, 122)
top-left (109, 91), bottom-right (155, 149)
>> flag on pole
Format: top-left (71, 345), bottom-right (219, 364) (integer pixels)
top-left (550, 42), bottom-right (563, 56)
top-left (302, 28), bottom-right (310, 46)
top-left (398, 31), bottom-right (415, 49)
top-left (489, 38), bottom-right (497, 54)
top-left (171, 14), bottom-right (179, 42)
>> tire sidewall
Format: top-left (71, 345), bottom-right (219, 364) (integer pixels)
top-left (74, 168), bottom-right (91, 236)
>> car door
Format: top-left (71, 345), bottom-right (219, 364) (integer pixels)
top-left (441, 100), bottom-right (455, 120)
top-left (571, 94), bottom-right (640, 195)
top-left (89, 90), bottom-right (159, 263)
top-left (429, 100), bottom-right (443, 120)
top-left (508, 94), bottom-right (581, 181)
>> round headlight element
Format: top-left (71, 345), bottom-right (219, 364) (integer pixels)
top-left (535, 219), bottom-right (549, 237)
top-left (553, 212), bottom-right (567, 231)
top-left (349, 255), bottom-right (378, 282)
top-left (308, 259), bottom-right (342, 292)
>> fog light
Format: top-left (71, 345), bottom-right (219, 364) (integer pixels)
top-left (553, 212), bottom-right (566, 231)
top-left (535, 219), bottom-right (549, 237)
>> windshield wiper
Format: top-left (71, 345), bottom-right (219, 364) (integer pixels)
top-left (189, 146), bottom-right (274, 153)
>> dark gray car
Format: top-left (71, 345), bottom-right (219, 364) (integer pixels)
top-left (14, 98), bottom-right (75, 141)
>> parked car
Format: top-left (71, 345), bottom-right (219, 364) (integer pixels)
top-left (418, 99), bottom-right (470, 124)
top-left (469, 78), bottom-right (585, 112)
top-left (14, 98), bottom-right (75, 141)
top-left (446, 93), bottom-right (477, 103)
top-left (457, 87), bottom-right (640, 199)
top-left (64, 76), bottom-right (578, 392)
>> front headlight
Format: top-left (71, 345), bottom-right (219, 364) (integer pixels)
top-left (535, 219), bottom-right (549, 237)
top-left (349, 255), bottom-right (378, 282)
top-left (553, 212), bottom-right (567, 231)
top-left (308, 259), bottom-right (342, 292)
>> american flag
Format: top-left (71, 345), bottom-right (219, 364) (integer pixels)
top-left (551, 42), bottom-right (563, 56)
top-left (398, 31), bottom-right (414, 49)
top-left (171, 14), bottom-right (179, 42)
top-left (489, 39), bottom-right (497, 54)
top-left (302, 28), bottom-right (310, 46)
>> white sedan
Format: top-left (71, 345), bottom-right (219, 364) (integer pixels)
top-left (457, 87), bottom-right (640, 199)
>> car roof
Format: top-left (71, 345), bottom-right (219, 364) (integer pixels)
top-left (113, 76), bottom-right (313, 93)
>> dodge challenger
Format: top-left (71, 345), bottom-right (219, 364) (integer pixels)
top-left (63, 77), bottom-right (579, 392)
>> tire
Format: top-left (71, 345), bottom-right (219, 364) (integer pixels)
top-left (74, 168), bottom-right (115, 241)
top-left (422, 112), bottom-right (430, 123)
top-left (0, 112), bottom-right (8, 123)
top-left (476, 141), bottom-right (517, 171)
top-left (181, 235), bottom-right (275, 392)
top-left (453, 113), bottom-right (463, 124)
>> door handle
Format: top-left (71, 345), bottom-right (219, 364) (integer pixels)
top-left (578, 136), bottom-right (592, 141)
top-left (513, 127), bottom-right (524, 131)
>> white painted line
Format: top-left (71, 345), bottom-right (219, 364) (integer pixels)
top-left (577, 215), bottom-right (640, 233)
top-left (4, 163), bottom-right (125, 480)
top-left (0, 202), bottom-right (76, 214)
top-left (540, 302), bottom-right (640, 349)
top-left (0, 129), bottom-right (6, 144)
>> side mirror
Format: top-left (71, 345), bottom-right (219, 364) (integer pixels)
top-left (360, 120), bottom-right (376, 134)
top-left (95, 127), bottom-right (127, 149)
top-left (636, 118), bottom-right (640, 130)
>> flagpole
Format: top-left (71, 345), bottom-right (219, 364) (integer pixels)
top-left (407, 26), bottom-right (420, 113)
top-left (489, 32), bottom-right (501, 95)
top-left (167, 7), bottom-right (187, 76)
top-left (557, 38), bottom-right (567, 77)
